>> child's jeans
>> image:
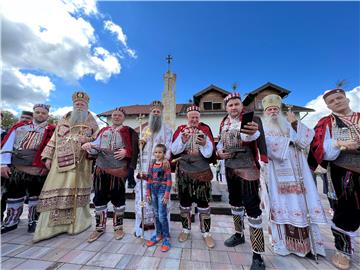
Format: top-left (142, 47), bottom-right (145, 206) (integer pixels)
top-left (151, 184), bottom-right (170, 239)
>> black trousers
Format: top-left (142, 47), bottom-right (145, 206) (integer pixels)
top-left (6, 169), bottom-right (46, 199)
top-left (225, 167), bottom-right (262, 218)
top-left (177, 170), bottom-right (211, 209)
top-left (331, 164), bottom-right (360, 232)
top-left (1, 177), bottom-right (8, 222)
top-left (93, 171), bottom-right (126, 207)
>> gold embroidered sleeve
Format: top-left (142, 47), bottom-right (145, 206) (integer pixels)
top-left (41, 132), bottom-right (56, 160)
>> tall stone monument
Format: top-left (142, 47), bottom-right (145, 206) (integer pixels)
top-left (162, 55), bottom-right (176, 129)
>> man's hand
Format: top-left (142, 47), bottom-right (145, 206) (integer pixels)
top-left (337, 140), bottom-right (360, 151)
top-left (39, 168), bottom-right (49, 176)
top-left (286, 112), bottom-right (297, 124)
top-left (162, 196), bottom-right (169, 205)
top-left (45, 159), bottom-right (52, 170)
top-left (241, 121), bottom-right (258, 135)
top-left (1, 166), bottom-right (11, 178)
top-left (114, 149), bottom-right (127, 160)
top-left (146, 195), bottom-right (151, 203)
top-left (81, 142), bottom-right (93, 151)
top-left (217, 149), bottom-right (232, 160)
top-left (196, 136), bottom-right (206, 146)
top-left (78, 135), bottom-right (88, 144)
top-left (139, 139), bottom-right (146, 149)
top-left (181, 132), bottom-right (190, 143)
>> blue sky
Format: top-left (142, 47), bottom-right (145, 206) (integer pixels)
top-left (2, 1), bottom-right (359, 116)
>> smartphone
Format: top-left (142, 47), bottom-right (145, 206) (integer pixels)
top-left (240, 111), bottom-right (254, 129)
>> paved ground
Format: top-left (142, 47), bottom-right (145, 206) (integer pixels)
top-left (1, 180), bottom-right (359, 270)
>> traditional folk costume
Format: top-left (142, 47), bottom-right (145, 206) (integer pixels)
top-left (217, 93), bottom-right (267, 257)
top-left (171, 106), bottom-right (216, 248)
top-left (309, 89), bottom-right (360, 267)
top-left (135, 101), bottom-right (173, 239)
top-left (1, 105), bottom-right (55, 233)
top-left (33, 92), bottom-right (99, 242)
top-left (88, 107), bottom-right (139, 242)
top-left (260, 94), bottom-right (327, 258)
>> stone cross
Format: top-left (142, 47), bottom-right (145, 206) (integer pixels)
top-left (166, 54), bottom-right (173, 70)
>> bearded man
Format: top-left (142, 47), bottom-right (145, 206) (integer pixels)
top-left (134, 101), bottom-right (173, 239)
top-left (33, 91), bottom-right (99, 242)
top-left (217, 93), bottom-right (267, 270)
top-left (260, 94), bottom-right (327, 259)
top-left (1, 104), bottom-right (55, 233)
top-left (171, 105), bottom-right (216, 249)
top-left (82, 107), bottom-right (138, 242)
top-left (309, 88), bottom-right (360, 270)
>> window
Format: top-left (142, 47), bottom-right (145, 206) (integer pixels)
top-left (256, 100), bottom-right (263, 110)
top-left (203, 102), bottom-right (212, 110)
top-left (213, 102), bottom-right (222, 110)
top-left (203, 101), bottom-right (222, 110)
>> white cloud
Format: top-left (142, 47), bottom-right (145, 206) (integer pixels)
top-left (50, 106), bottom-right (73, 118)
top-left (104, 20), bottom-right (127, 46)
top-left (1, 67), bottom-right (55, 112)
top-left (63, 0), bottom-right (98, 16)
top-left (104, 20), bottom-right (137, 58)
top-left (301, 86), bottom-right (360, 128)
top-left (1, 0), bottom-right (135, 114)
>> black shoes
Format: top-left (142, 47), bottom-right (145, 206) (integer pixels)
top-left (250, 254), bottom-right (265, 270)
top-left (1, 224), bottom-right (18, 234)
top-left (28, 222), bottom-right (37, 233)
top-left (224, 233), bottom-right (245, 247)
top-left (305, 252), bottom-right (316, 261)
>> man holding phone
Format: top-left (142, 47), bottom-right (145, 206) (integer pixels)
top-left (217, 92), bottom-right (267, 270)
top-left (171, 105), bottom-right (217, 248)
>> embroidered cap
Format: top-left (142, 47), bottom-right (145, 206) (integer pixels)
top-left (224, 92), bottom-right (241, 105)
top-left (150, 100), bottom-right (164, 111)
top-left (33, 104), bottom-right (50, 111)
top-left (186, 105), bottom-right (200, 113)
top-left (262, 94), bottom-right (282, 110)
top-left (113, 107), bottom-right (126, 116)
top-left (72, 91), bottom-right (90, 104)
top-left (323, 88), bottom-right (345, 101)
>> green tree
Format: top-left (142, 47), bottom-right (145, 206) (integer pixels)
top-left (48, 114), bottom-right (60, 125)
top-left (1, 111), bottom-right (18, 130)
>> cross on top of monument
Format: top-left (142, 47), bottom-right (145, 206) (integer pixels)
top-left (166, 54), bottom-right (173, 70)
top-left (232, 82), bottom-right (238, 92)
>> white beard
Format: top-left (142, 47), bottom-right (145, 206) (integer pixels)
top-left (262, 113), bottom-right (289, 136)
top-left (149, 114), bottom-right (162, 134)
top-left (69, 109), bottom-right (88, 126)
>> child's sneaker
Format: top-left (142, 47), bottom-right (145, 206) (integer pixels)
top-left (161, 238), bottom-right (171, 252)
top-left (146, 235), bottom-right (163, 247)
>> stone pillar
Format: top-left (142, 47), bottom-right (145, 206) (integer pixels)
top-left (162, 70), bottom-right (176, 130)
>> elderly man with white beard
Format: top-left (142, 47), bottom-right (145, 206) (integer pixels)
top-left (134, 101), bottom-right (173, 239)
top-left (33, 91), bottom-right (99, 242)
top-left (260, 94), bottom-right (327, 259)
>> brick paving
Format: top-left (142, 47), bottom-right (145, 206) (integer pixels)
top-left (1, 181), bottom-right (359, 270)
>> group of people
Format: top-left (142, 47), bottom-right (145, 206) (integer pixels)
top-left (0, 88), bottom-right (359, 270)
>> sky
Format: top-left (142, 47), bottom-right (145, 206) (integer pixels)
top-left (1, 0), bottom-right (359, 127)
